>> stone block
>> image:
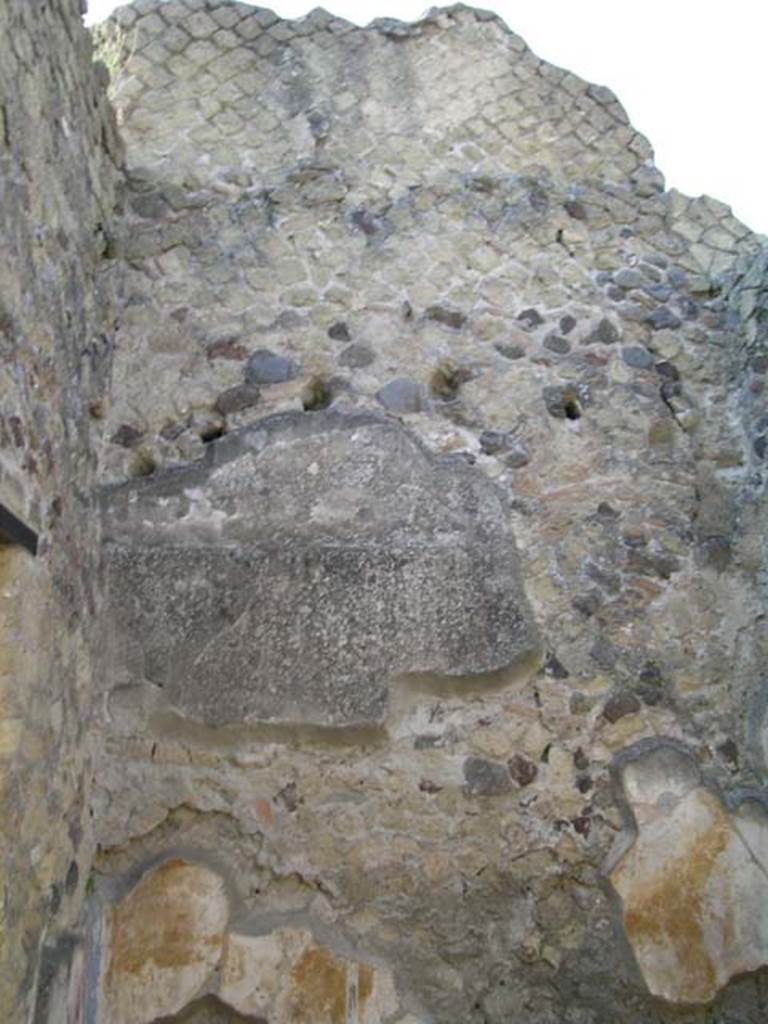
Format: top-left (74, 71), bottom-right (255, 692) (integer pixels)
top-left (101, 411), bottom-right (538, 728)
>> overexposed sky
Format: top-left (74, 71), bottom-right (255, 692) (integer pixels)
top-left (85, 0), bottom-right (767, 234)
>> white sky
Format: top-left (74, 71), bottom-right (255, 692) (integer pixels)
top-left (84, 0), bottom-right (768, 235)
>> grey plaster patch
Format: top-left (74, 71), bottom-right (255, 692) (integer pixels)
top-left (101, 411), bottom-right (538, 729)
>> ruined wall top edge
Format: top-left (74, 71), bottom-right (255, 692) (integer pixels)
top-left (97, 0), bottom-right (672, 201)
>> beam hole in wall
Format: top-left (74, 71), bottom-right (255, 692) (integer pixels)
top-left (563, 396), bottom-right (581, 420)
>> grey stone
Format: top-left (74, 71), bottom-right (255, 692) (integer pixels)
top-left (666, 267), bottom-right (688, 289)
top-left (376, 377), bottom-right (425, 413)
top-left (673, 296), bottom-right (699, 321)
top-left (338, 343), bottom-right (375, 369)
top-left (100, 412), bottom-right (538, 728)
top-left (504, 444), bottom-right (530, 468)
top-left (478, 430), bottom-right (508, 455)
top-left (542, 333), bottom-right (571, 354)
top-left (463, 757), bottom-right (511, 796)
top-left (621, 346), bottom-right (654, 370)
top-left (559, 314), bottom-right (577, 335)
top-left (572, 590), bottom-right (601, 617)
top-left (494, 342), bottom-right (526, 360)
top-left (585, 318), bottom-right (619, 345)
top-left (517, 308), bottom-right (544, 329)
top-left (613, 268), bottom-right (645, 290)
top-left (214, 384), bottom-right (260, 416)
top-left (637, 661), bottom-right (665, 706)
top-left (617, 301), bottom-right (648, 322)
top-left (244, 348), bottom-right (299, 385)
top-left (643, 284), bottom-right (672, 302)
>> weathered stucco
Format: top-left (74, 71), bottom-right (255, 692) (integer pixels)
top-left (1, 1), bottom-right (767, 1021)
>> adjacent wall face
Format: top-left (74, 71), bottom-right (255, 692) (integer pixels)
top-left (1, 1), bottom-right (768, 1021)
top-left (0, 1), bottom-right (121, 1017)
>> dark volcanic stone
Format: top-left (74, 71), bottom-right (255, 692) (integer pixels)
top-left (214, 383), bottom-right (260, 416)
top-left (479, 430), bottom-right (508, 455)
top-left (543, 651), bottom-right (569, 678)
top-left (674, 296), bottom-right (699, 320)
top-left (351, 208), bottom-right (383, 236)
top-left (494, 342), bottom-right (526, 360)
top-left (543, 333), bottom-right (571, 354)
top-left (625, 550), bottom-right (681, 579)
top-left (666, 268), bottom-right (688, 288)
top-left (717, 738), bottom-right (739, 766)
top-left (643, 284), bottom-right (673, 302)
top-left (426, 305), bottom-right (467, 329)
top-left (559, 315), bottom-right (577, 335)
top-left (206, 338), bottom-right (248, 361)
top-left (327, 321), bottom-right (351, 342)
top-left (603, 692), bottom-right (641, 723)
top-left (621, 346), bottom-right (654, 370)
top-left (463, 757), bottom-right (511, 796)
top-left (637, 661), bottom-right (664, 706)
top-left (645, 307), bottom-right (682, 331)
top-left (508, 753), bottom-right (537, 787)
top-left (110, 424), bottom-right (144, 448)
top-left (586, 318), bottom-right (619, 345)
top-left (655, 361), bottom-right (680, 381)
top-left (517, 308), bottom-right (544, 329)
top-left (563, 199), bottom-right (587, 220)
top-left (245, 348), bottom-right (299, 385)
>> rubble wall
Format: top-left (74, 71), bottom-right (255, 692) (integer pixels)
top-left (0, 0), bottom-right (121, 1017)
top-left (1, 1), bottom-right (767, 1021)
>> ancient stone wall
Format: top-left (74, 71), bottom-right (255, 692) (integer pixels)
top-left (1, 0), bottom-right (767, 1021)
top-left (0, 1), bottom-right (121, 1017)
top-left (83, 3), bottom-right (768, 1022)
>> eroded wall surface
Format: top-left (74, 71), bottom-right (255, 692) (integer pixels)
top-left (2, 0), bottom-right (768, 1021)
top-left (0, 0), bottom-right (121, 1017)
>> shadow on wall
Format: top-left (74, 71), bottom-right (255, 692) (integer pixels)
top-left (154, 995), bottom-right (266, 1022)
